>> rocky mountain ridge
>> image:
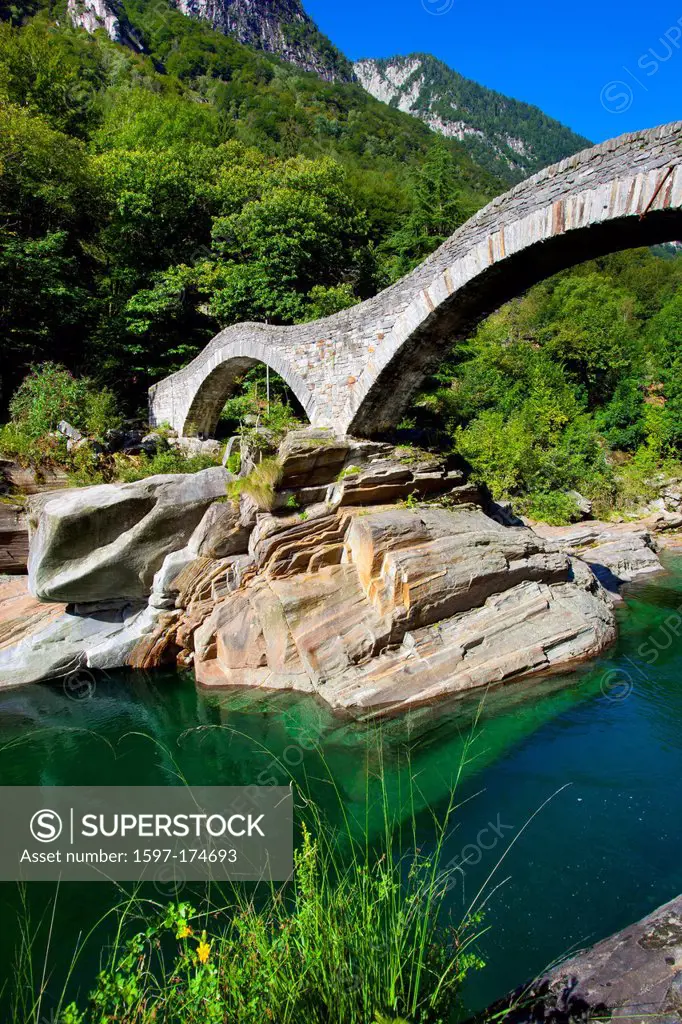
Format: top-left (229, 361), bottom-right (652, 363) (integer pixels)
top-left (354, 53), bottom-right (590, 183)
top-left (65, 0), bottom-right (586, 181)
top-left (67, 0), bottom-right (353, 81)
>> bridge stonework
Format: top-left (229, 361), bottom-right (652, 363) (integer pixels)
top-left (149, 121), bottom-right (682, 438)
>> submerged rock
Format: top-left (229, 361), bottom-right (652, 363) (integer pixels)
top-left (483, 892), bottom-right (682, 1023)
top-left (532, 520), bottom-right (663, 594)
top-left (28, 467), bottom-right (229, 603)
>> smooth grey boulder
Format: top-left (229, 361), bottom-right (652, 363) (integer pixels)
top-left (187, 501), bottom-right (251, 559)
top-left (0, 577), bottom-right (167, 688)
top-left (28, 467), bottom-right (229, 603)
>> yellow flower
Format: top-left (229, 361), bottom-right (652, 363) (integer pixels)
top-left (177, 924), bottom-right (192, 939)
top-left (197, 940), bottom-right (211, 964)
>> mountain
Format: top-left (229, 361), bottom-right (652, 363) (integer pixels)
top-left (67, 0), bottom-right (354, 81)
top-left (354, 54), bottom-right (590, 184)
top-left (64, 0), bottom-right (587, 177)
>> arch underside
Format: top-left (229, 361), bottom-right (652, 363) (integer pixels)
top-left (182, 355), bottom-right (309, 437)
top-left (347, 208), bottom-right (682, 436)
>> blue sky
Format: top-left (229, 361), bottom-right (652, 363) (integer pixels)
top-left (304, 0), bottom-right (682, 143)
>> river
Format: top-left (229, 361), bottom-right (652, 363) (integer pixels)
top-left (1, 552), bottom-right (682, 1016)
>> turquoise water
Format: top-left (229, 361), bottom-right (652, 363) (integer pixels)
top-left (2, 553), bottom-right (682, 1015)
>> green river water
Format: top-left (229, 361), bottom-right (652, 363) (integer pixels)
top-left (2, 552), bottom-right (682, 1017)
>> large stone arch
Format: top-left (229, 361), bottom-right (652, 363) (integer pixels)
top-left (345, 166), bottom-right (682, 434)
top-left (149, 122), bottom-right (682, 438)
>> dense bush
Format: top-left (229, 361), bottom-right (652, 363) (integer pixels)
top-left (0, 363), bottom-right (121, 466)
top-left (0, 363), bottom-right (223, 481)
top-left (6, 363), bottom-right (120, 439)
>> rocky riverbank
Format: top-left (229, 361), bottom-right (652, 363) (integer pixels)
top-left (0, 427), bottom-right (653, 714)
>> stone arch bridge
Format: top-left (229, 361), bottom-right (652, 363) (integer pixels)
top-left (149, 121), bottom-right (682, 438)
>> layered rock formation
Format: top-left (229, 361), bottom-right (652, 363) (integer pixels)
top-left (106, 431), bottom-right (618, 713)
top-left (0, 501), bottom-right (28, 574)
top-left (0, 430), bottom-right (633, 711)
top-left (532, 521), bottom-right (663, 596)
top-left (188, 504), bottom-right (614, 714)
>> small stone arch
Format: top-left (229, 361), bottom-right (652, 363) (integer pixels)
top-left (166, 338), bottom-right (315, 438)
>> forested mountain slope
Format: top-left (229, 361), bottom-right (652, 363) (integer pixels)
top-left (0, 0), bottom-right (500, 412)
top-left (355, 53), bottom-right (590, 184)
top-left (66, 0), bottom-right (354, 81)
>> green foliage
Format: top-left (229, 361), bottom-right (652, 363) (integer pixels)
top-left (519, 491), bottom-right (581, 526)
top-left (112, 449), bottom-right (220, 482)
top-left (611, 446), bottom-right (661, 512)
top-left (409, 247), bottom-right (682, 520)
top-left (66, 440), bottom-right (109, 486)
top-left (226, 451), bottom-right (241, 475)
top-left (0, 419), bottom-right (67, 465)
top-left (16, 764), bottom-right (485, 1024)
top-left (279, 14), bottom-right (353, 83)
top-left (537, 273), bottom-right (639, 407)
top-left (0, 363), bottom-right (223, 481)
top-left (304, 281), bottom-right (358, 320)
top-left (383, 138), bottom-right (464, 275)
top-left (594, 378), bottom-right (648, 451)
top-left (0, 0), bottom-right (500, 417)
top-left (0, 18), bottom-right (106, 137)
top-left (365, 53), bottom-right (590, 185)
top-left (337, 464), bottom-right (361, 481)
top-left (6, 362), bottom-right (120, 440)
top-left (227, 456), bottom-right (282, 510)
top-left (220, 365), bottom-right (303, 439)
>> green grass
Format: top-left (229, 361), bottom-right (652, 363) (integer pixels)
top-left (337, 464), bottom-right (361, 481)
top-left (9, 730), bottom-right (492, 1024)
top-left (110, 449), bottom-right (222, 483)
top-left (227, 457), bottom-right (283, 511)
